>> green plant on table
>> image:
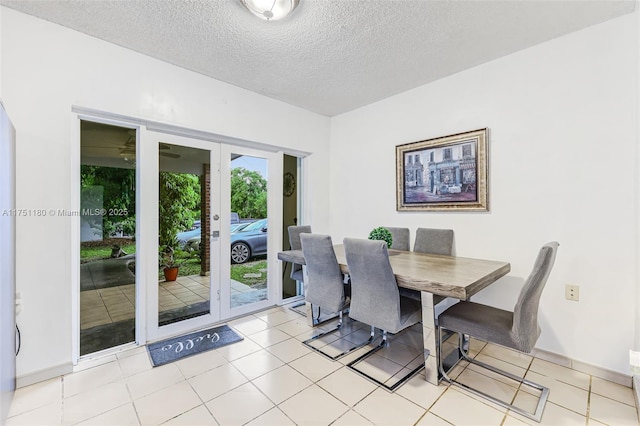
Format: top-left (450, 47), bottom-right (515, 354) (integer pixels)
top-left (368, 226), bottom-right (393, 249)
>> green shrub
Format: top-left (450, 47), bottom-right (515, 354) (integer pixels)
top-left (368, 227), bottom-right (393, 248)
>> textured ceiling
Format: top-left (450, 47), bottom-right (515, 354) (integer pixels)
top-left (1, 0), bottom-right (635, 116)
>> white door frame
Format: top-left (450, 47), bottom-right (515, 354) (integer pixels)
top-left (144, 130), bottom-right (222, 343)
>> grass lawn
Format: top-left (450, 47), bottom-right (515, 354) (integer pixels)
top-left (230, 260), bottom-right (268, 286)
top-left (80, 244), bottom-right (136, 262)
top-left (83, 241), bottom-right (267, 287)
top-left (158, 260), bottom-right (267, 285)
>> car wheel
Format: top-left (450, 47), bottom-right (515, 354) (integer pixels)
top-left (231, 242), bottom-right (250, 264)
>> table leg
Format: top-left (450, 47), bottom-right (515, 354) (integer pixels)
top-left (421, 291), bottom-right (439, 385)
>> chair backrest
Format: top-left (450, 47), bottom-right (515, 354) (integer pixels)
top-left (384, 227), bottom-right (410, 251)
top-left (288, 225), bottom-right (311, 279)
top-left (288, 225), bottom-right (312, 250)
top-left (413, 228), bottom-right (454, 255)
top-left (512, 241), bottom-right (559, 352)
top-left (300, 233), bottom-right (345, 314)
top-left (343, 238), bottom-right (403, 332)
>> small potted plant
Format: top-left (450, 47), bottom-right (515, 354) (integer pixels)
top-left (159, 245), bottom-right (181, 281)
top-left (368, 226), bottom-right (393, 249)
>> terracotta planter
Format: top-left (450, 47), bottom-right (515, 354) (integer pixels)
top-left (163, 266), bottom-right (179, 281)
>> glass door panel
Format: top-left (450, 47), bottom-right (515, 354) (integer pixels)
top-left (79, 120), bottom-right (137, 355)
top-left (158, 144), bottom-right (214, 328)
top-left (229, 154), bottom-right (269, 309)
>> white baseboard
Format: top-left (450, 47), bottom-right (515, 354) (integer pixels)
top-left (532, 347), bottom-right (632, 387)
top-left (16, 363), bottom-right (73, 388)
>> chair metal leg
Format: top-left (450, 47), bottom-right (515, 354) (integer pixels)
top-left (347, 329), bottom-right (426, 392)
top-left (306, 303), bottom-right (346, 327)
top-left (437, 327), bottom-right (549, 422)
top-left (313, 304), bottom-right (322, 325)
top-left (302, 313), bottom-right (375, 361)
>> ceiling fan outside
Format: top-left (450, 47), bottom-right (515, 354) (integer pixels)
top-left (119, 143), bottom-right (180, 159)
top-left (102, 132), bottom-right (181, 160)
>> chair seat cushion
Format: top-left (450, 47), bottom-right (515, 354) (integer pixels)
top-left (438, 301), bottom-right (524, 351)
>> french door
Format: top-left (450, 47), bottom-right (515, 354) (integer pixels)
top-left (75, 116), bottom-right (285, 358)
top-left (143, 131), bottom-right (221, 341)
top-left (144, 131), bottom-right (281, 341)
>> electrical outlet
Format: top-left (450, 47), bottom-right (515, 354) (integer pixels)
top-left (565, 284), bottom-right (579, 301)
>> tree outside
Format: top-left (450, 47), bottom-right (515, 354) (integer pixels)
top-left (158, 171), bottom-right (201, 247)
top-left (230, 167), bottom-right (267, 219)
top-left (81, 165), bottom-right (136, 237)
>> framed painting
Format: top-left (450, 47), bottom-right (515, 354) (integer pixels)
top-left (396, 128), bottom-right (488, 211)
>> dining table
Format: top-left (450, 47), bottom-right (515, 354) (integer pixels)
top-left (278, 244), bottom-right (511, 385)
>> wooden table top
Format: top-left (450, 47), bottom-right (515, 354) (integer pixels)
top-left (278, 244), bottom-right (510, 300)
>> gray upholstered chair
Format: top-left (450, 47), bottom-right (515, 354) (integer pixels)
top-left (300, 233), bottom-right (371, 360)
top-left (413, 227), bottom-right (454, 255)
top-left (287, 225), bottom-right (311, 282)
top-left (343, 237), bottom-right (424, 391)
top-left (384, 227), bottom-right (410, 251)
top-left (401, 227), bottom-right (455, 301)
top-left (437, 241), bottom-right (559, 422)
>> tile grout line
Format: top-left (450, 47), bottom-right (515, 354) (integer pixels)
top-left (586, 374), bottom-right (592, 423)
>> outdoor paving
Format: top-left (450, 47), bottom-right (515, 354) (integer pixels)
top-left (80, 256), bottom-right (268, 354)
top-left (80, 276), bottom-right (267, 331)
top-left (80, 254), bottom-right (135, 291)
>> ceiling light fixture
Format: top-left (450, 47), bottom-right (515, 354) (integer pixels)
top-left (239, 0), bottom-right (300, 21)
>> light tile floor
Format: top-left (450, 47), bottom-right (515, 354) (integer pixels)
top-left (9, 305), bottom-right (639, 425)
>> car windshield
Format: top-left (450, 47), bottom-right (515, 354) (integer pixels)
top-left (230, 222), bottom-right (249, 233)
top-left (240, 219), bottom-right (266, 232)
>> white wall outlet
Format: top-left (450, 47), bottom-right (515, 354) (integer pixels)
top-left (565, 284), bottom-right (579, 301)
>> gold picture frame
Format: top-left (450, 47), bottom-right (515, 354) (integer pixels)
top-left (396, 128), bottom-right (488, 212)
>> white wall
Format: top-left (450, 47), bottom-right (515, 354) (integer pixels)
top-left (330, 13), bottom-right (638, 374)
top-left (0, 7), bottom-right (330, 380)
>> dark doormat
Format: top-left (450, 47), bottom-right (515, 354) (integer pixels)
top-left (158, 301), bottom-right (210, 327)
top-left (147, 324), bottom-right (243, 367)
top-left (80, 319), bottom-right (135, 356)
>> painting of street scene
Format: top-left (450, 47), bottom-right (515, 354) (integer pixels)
top-left (403, 140), bottom-right (477, 202)
top-left (396, 129), bottom-right (488, 211)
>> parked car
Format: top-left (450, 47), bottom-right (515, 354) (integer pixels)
top-left (231, 218), bottom-right (267, 264)
top-left (176, 228), bottom-right (200, 248)
top-left (184, 235), bottom-right (201, 252)
top-left (177, 214), bottom-right (252, 249)
top-left (230, 221), bottom-right (252, 233)
top-left (182, 221), bottom-right (254, 252)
